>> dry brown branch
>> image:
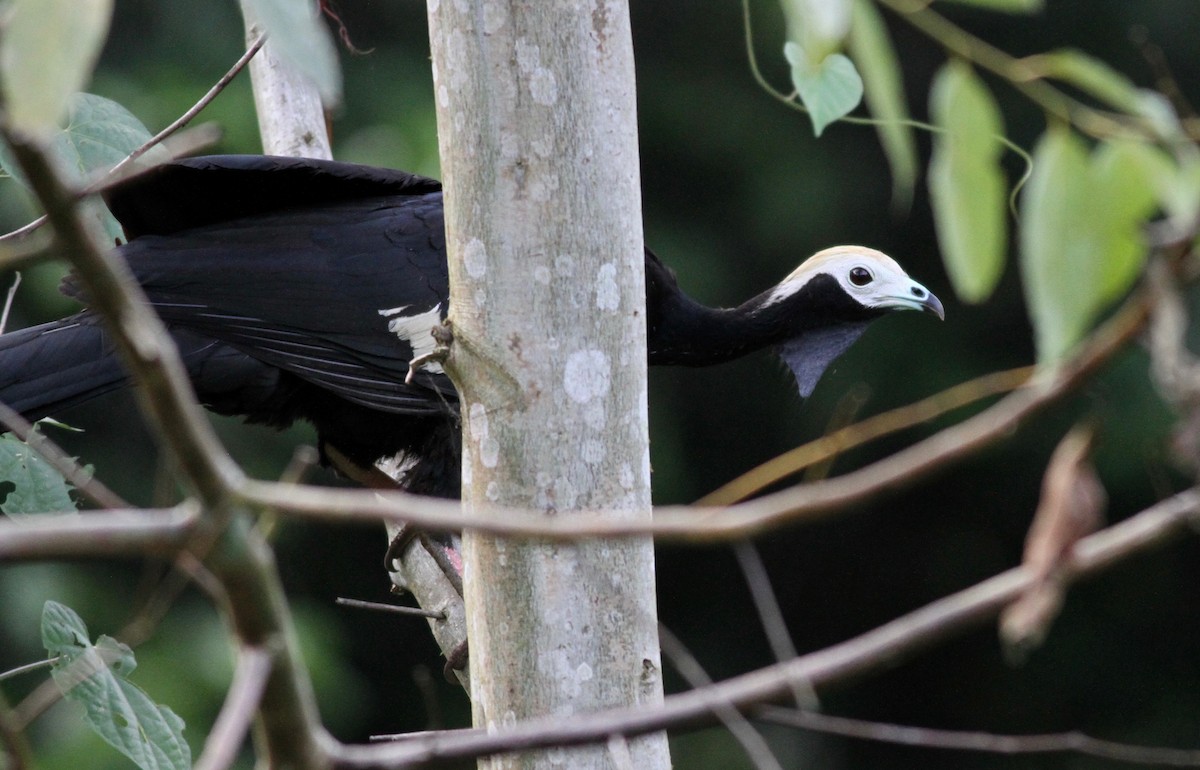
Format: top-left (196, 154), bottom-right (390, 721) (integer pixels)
top-left (755, 705), bottom-right (1200, 766)
top-left (659, 625), bottom-right (784, 770)
top-left (194, 646), bottom-right (273, 770)
top-left (108, 35), bottom-right (266, 180)
top-left (329, 486), bottom-right (1200, 767)
top-left (0, 506), bottom-right (198, 560)
top-left (0, 401), bottom-right (128, 509)
top-left (733, 542), bottom-right (817, 709)
top-left (698, 366), bottom-right (1033, 506)
top-left (4, 102), bottom-right (332, 770)
top-left (0, 690), bottom-right (30, 770)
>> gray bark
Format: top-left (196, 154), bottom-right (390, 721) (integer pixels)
top-left (427, 2), bottom-right (670, 768)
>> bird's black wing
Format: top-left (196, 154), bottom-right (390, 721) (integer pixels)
top-left (104, 154), bottom-right (442, 239)
top-left (69, 191), bottom-right (454, 415)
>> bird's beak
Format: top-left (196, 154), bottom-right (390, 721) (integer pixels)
top-left (882, 280), bottom-right (944, 320)
top-left (918, 287), bottom-right (945, 321)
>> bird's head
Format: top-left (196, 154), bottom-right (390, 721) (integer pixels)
top-left (767, 245), bottom-right (944, 320)
top-left (760, 245), bottom-right (944, 397)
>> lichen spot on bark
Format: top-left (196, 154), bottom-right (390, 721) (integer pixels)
top-left (463, 237), bottom-right (488, 278)
top-left (595, 262), bottom-right (620, 311)
top-left (564, 350), bottom-right (611, 404)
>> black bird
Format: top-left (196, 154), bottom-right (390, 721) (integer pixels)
top-left (0, 155), bottom-right (943, 497)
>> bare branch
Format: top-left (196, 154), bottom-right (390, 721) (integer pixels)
top-left (733, 542), bottom-right (816, 709)
top-left (659, 625), bottom-right (785, 770)
top-left (698, 366), bottom-right (1032, 506)
top-left (0, 506), bottom-right (198, 560)
top-left (0, 690), bottom-right (30, 770)
top-left (326, 486), bottom-right (1200, 767)
top-left (0, 272), bottom-right (20, 335)
top-left (194, 646), bottom-right (273, 770)
top-left (109, 35), bottom-right (266, 180)
top-left (335, 597), bottom-right (445, 620)
top-left (0, 401), bottom-right (129, 509)
top-left (755, 706), bottom-right (1200, 767)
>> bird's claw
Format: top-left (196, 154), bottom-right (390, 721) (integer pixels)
top-left (405, 321), bottom-right (454, 384)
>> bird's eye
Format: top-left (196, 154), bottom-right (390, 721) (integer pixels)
top-left (848, 266), bottom-right (873, 286)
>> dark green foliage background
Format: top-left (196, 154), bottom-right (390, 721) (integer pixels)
top-left (1, 2), bottom-right (1199, 768)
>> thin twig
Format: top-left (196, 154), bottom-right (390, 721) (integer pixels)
top-left (326, 486), bottom-right (1200, 768)
top-left (659, 625), bottom-right (786, 770)
top-left (732, 542), bottom-right (816, 709)
top-left (0, 34), bottom-right (263, 245)
top-left (755, 705), bottom-right (1200, 767)
top-left (698, 366), bottom-right (1033, 506)
top-left (0, 272), bottom-right (20, 335)
top-left (335, 597), bottom-right (446, 620)
top-left (0, 401), bottom-right (129, 509)
top-left (0, 657), bottom-right (58, 684)
top-left (193, 646), bottom-right (273, 770)
top-left (109, 34), bottom-right (266, 180)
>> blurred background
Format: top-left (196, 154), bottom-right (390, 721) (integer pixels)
top-left (2, 1), bottom-right (1199, 768)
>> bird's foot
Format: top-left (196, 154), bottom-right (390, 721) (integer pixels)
top-left (405, 321), bottom-right (454, 384)
top-left (384, 524), bottom-right (420, 571)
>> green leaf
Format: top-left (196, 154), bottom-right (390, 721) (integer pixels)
top-left (0, 94), bottom-right (158, 244)
top-left (929, 62), bottom-right (1007, 303)
top-left (848, 0), bottom-right (917, 207)
top-left (1020, 49), bottom-right (1142, 114)
top-left (0, 0), bottom-right (113, 137)
top-left (0, 432), bottom-right (78, 517)
top-left (50, 94), bottom-right (159, 184)
top-left (244, 0), bottom-right (344, 106)
top-left (42, 602), bottom-right (191, 770)
top-left (1087, 140), bottom-right (1159, 304)
top-left (938, 0), bottom-right (1043, 12)
top-left (786, 43), bottom-right (864, 137)
top-left (1020, 131), bottom-right (1159, 363)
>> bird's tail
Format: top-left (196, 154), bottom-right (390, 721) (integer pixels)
top-left (0, 313), bottom-right (129, 421)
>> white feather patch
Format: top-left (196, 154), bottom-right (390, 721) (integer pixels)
top-left (379, 304), bottom-right (444, 374)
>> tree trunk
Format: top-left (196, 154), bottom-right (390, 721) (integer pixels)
top-left (427, 2), bottom-right (670, 768)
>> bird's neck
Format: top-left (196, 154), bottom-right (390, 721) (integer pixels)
top-left (647, 289), bottom-right (798, 366)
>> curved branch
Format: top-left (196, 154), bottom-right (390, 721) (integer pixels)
top-left (328, 486), bottom-right (1200, 768)
top-left (194, 646), bottom-right (273, 770)
top-left (698, 366), bottom-right (1034, 506)
top-left (0, 402), bottom-right (128, 509)
top-left (756, 706), bottom-right (1200, 766)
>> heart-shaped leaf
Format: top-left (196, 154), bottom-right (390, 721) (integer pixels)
top-left (786, 43), bottom-right (864, 137)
